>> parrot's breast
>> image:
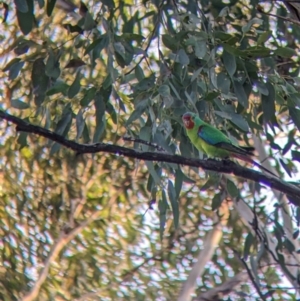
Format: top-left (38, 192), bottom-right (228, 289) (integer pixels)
top-left (186, 129), bottom-right (205, 152)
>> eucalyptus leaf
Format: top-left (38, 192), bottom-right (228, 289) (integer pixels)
top-left (210, 67), bottom-right (218, 89)
top-left (261, 82), bottom-right (275, 124)
top-left (195, 40), bottom-right (207, 58)
top-left (274, 47), bottom-right (295, 58)
top-left (162, 34), bottom-right (178, 51)
top-left (126, 106), bottom-right (147, 126)
top-left (217, 73), bottom-right (230, 94)
top-left (223, 50), bottom-right (236, 77)
top-left (168, 180), bottom-right (179, 229)
top-left (93, 94), bottom-right (106, 142)
top-left (191, 67), bottom-right (203, 82)
top-left (250, 255), bottom-right (260, 287)
top-left (255, 81), bottom-right (269, 96)
top-left (31, 58), bottom-right (49, 105)
top-left (46, 81), bottom-right (69, 96)
top-left (200, 176), bottom-right (219, 191)
top-left (242, 17), bottom-right (263, 33)
top-left (292, 150), bottom-right (300, 163)
top-left (16, 0), bottom-right (34, 35)
top-left (80, 87), bottom-right (97, 107)
top-left (158, 85), bottom-right (170, 97)
top-left (293, 230), bottom-right (299, 239)
top-left (15, 0), bottom-right (28, 12)
top-left (177, 49), bottom-right (190, 65)
top-left (211, 192), bottom-right (223, 211)
top-left (11, 99), bottom-right (29, 110)
top-left (175, 168), bottom-right (183, 197)
top-left (3, 58), bottom-right (21, 71)
top-left (83, 11), bottom-right (96, 30)
top-left (145, 161), bottom-right (161, 185)
top-left (54, 106), bottom-right (72, 136)
top-left (233, 80), bottom-right (248, 108)
top-left (46, 0), bottom-right (56, 16)
top-left (84, 35), bottom-right (108, 55)
top-left (135, 65), bottom-right (145, 81)
top-left (257, 31), bottom-right (272, 45)
top-left (68, 72), bottom-right (81, 99)
top-left (215, 111), bottom-right (249, 132)
top-left (45, 49), bottom-right (60, 79)
top-left (159, 192), bottom-right (168, 241)
top-left (8, 61), bottom-right (24, 80)
top-left (243, 233), bottom-right (254, 260)
top-left (17, 132), bottom-right (28, 149)
top-left (76, 109), bottom-right (85, 140)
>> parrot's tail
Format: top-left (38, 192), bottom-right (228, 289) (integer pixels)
top-left (239, 146), bottom-right (255, 155)
top-left (214, 142), bottom-right (277, 176)
top-left (231, 153), bottom-right (278, 177)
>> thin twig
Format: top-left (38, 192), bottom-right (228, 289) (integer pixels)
top-left (232, 249), bottom-right (267, 301)
top-left (123, 0), bottom-right (165, 77)
top-left (74, 253), bottom-right (162, 301)
top-left (123, 136), bottom-right (167, 152)
top-left (258, 6), bottom-right (300, 26)
top-left (195, 271), bottom-right (249, 301)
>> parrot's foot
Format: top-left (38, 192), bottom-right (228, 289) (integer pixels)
top-left (205, 156), bottom-right (222, 161)
top-left (222, 158), bottom-right (236, 167)
top-left (214, 157), bottom-right (223, 161)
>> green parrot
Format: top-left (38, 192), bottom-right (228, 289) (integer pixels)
top-left (182, 112), bottom-right (276, 176)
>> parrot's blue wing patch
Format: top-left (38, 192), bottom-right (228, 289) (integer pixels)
top-left (197, 125), bottom-right (230, 145)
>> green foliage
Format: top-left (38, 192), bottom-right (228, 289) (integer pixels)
top-left (0, 0), bottom-right (300, 300)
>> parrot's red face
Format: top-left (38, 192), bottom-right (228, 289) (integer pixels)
top-left (182, 113), bottom-right (194, 129)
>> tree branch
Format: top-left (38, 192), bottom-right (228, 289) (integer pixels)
top-left (253, 137), bottom-right (300, 264)
top-left (233, 249), bottom-right (267, 301)
top-left (1, 109), bottom-right (300, 206)
top-left (195, 271), bottom-right (249, 301)
top-left (21, 211), bottom-right (100, 301)
top-left (258, 4), bottom-right (300, 26)
top-left (74, 253), bottom-right (163, 301)
top-left (177, 201), bottom-right (230, 301)
top-left (230, 193), bottom-right (300, 291)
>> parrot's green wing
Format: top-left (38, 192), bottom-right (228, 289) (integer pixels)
top-left (198, 125), bottom-right (277, 176)
top-left (198, 124), bottom-right (234, 146)
top-left (198, 124), bottom-right (254, 156)
top-left (213, 142), bottom-right (253, 156)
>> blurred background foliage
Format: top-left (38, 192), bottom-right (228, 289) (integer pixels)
top-left (0, 0), bottom-right (300, 300)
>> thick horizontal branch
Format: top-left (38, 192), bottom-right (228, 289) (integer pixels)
top-left (1, 109), bottom-right (300, 206)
